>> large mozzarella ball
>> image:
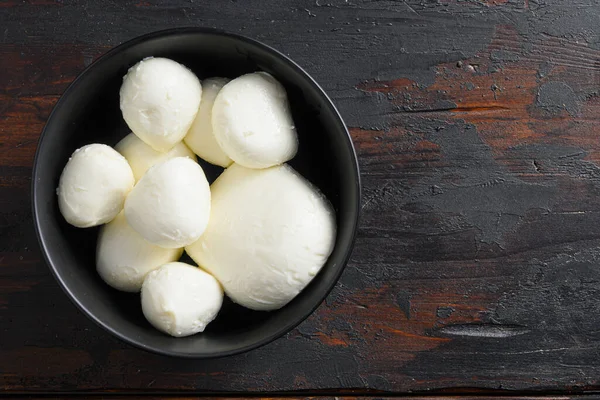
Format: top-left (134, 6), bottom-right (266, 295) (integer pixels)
top-left (186, 163), bottom-right (336, 311)
top-left (124, 157), bottom-right (210, 248)
top-left (57, 144), bottom-right (134, 228)
top-left (119, 57), bottom-right (202, 152)
top-left (115, 132), bottom-right (196, 181)
top-left (96, 212), bottom-right (183, 292)
top-left (184, 77), bottom-right (232, 168)
top-left (141, 262), bottom-right (223, 337)
top-left (212, 72), bottom-right (298, 169)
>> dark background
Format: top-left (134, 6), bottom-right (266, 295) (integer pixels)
top-left (3, 0), bottom-right (600, 397)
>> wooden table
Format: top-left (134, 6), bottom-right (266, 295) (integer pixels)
top-left (3, 0), bottom-right (600, 397)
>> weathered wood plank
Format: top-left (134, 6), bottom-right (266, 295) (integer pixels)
top-left (0, 396), bottom-right (588, 400)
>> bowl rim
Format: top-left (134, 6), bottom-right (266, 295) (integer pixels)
top-left (32, 27), bottom-right (361, 358)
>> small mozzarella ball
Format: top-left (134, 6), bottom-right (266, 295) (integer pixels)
top-left (115, 132), bottom-right (196, 181)
top-left (119, 57), bottom-right (202, 152)
top-left (57, 144), bottom-right (134, 228)
top-left (212, 72), bottom-right (298, 169)
top-left (96, 212), bottom-right (183, 292)
top-left (184, 77), bottom-right (232, 168)
top-left (186, 163), bottom-right (336, 311)
top-left (124, 157), bottom-right (210, 248)
top-left (141, 262), bottom-right (223, 337)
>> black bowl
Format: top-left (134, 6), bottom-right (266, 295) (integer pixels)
top-left (32, 28), bottom-right (360, 358)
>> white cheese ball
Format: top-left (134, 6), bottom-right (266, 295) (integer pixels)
top-left (57, 144), bottom-right (134, 228)
top-left (119, 57), bottom-right (202, 152)
top-left (96, 212), bottom-right (183, 292)
top-left (141, 262), bottom-right (223, 337)
top-left (124, 157), bottom-right (210, 248)
top-left (184, 77), bottom-right (232, 168)
top-left (212, 72), bottom-right (298, 169)
top-left (186, 163), bottom-right (336, 311)
top-left (115, 132), bottom-right (196, 181)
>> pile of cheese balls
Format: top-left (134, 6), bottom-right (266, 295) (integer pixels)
top-left (57, 57), bottom-right (336, 338)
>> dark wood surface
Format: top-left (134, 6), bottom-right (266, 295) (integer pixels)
top-left (3, 0), bottom-right (600, 396)
top-left (3, 396), bottom-right (597, 400)
top-left (7, 394), bottom-right (592, 400)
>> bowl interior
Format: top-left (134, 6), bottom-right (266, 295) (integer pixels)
top-left (33, 29), bottom-right (360, 357)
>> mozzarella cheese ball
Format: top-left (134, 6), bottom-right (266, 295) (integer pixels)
top-left (212, 72), bottom-right (298, 169)
top-left (96, 212), bottom-right (183, 292)
top-left (141, 262), bottom-right (223, 337)
top-left (124, 157), bottom-right (211, 248)
top-left (186, 163), bottom-right (336, 311)
top-left (115, 132), bottom-right (196, 181)
top-left (119, 57), bottom-right (202, 152)
top-left (184, 77), bottom-right (232, 168)
top-left (57, 144), bottom-right (134, 228)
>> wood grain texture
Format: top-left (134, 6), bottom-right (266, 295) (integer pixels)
top-left (1, 397), bottom-right (590, 400)
top-left (0, 397), bottom-right (591, 400)
top-left (3, 0), bottom-right (600, 395)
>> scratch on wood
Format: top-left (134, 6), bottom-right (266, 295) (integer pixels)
top-left (403, 105), bottom-right (509, 114)
top-left (437, 323), bottom-right (530, 338)
top-left (403, 0), bottom-right (420, 15)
